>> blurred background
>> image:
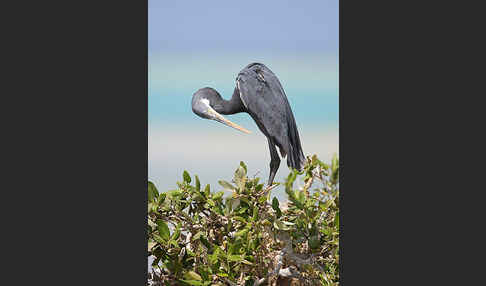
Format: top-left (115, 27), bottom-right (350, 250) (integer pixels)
top-left (149, 0), bottom-right (339, 201)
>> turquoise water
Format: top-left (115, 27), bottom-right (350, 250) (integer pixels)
top-left (148, 90), bottom-right (338, 127)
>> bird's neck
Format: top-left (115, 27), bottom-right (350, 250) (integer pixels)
top-left (213, 88), bottom-right (245, 115)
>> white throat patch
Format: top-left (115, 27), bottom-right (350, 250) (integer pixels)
top-left (200, 98), bottom-right (210, 108)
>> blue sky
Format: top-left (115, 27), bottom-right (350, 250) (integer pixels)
top-left (148, 0), bottom-right (339, 199)
top-left (149, 0), bottom-right (338, 54)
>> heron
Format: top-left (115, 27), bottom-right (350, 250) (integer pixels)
top-left (191, 62), bottom-right (305, 186)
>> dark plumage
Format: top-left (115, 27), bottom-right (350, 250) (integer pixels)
top-left (191, 62), bottom-right (305, 185)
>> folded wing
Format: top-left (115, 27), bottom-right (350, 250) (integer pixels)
top-left (236, 63), bottom-right (306, 170)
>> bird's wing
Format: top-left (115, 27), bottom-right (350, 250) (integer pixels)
top-left (236, 63), bottom-right (305, 170)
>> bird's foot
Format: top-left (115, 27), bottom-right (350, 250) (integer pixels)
top-left (265, 183), bottom-right (280, 192)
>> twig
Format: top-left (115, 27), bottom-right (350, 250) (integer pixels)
top-left (279, 232), bottom-right (326, 273)
top-left (303, 173), bottom-right (314, 197)
top-left (252, 171), bottom-right (261, 179)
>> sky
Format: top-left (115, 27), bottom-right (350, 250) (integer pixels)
top-left (148, 0), bottom-right (339, 201)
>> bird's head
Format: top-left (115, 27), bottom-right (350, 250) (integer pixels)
top-left (191, 87), bottom-right (251, 134)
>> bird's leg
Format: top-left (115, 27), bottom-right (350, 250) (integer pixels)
top-left (267, 139), bottom-right (281, 186)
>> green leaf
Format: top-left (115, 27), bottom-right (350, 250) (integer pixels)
top-left (331, 167), bottom-right (339, 184)
top-left (183, 170), bottom-right (191, 183)
top-left (240, 197), bottom-right (250, 206)
top-left (156, 220), bottom-right (170, 241)
top-left (234, 166), bottom-right (247, 190)
top-left (255, 184), bottom-right (263, 192)
top-left (241, 259), bottom-right (253, 265)
top-left (198, 268), bottom-right (210, 282)
top-left (168, 189), bottom-right (183, 198)
top-left (213, 245), bottom-right (225, 259)
top-left (200, 236), bottom-right (212, 251)
top-left (281, 221), bottom-right (295, 226)
top-left (228, 241), bottom-right (241, 254)
top-left (297, 190), bottom-right (305, 204)
top-left (192, 231), bottom-right (204, 241)
top-left (180, 280), bottom-right (203, 286)
top-left (261, 219), bottom-right (272, 227)
top-left (238, 206), bottom-right (248, 214)
top-left (193, 193), bottom-right (205, 203)
top-left (148, 181), bottom-right (158, 202)
top-left (212, 205), bottom-right (224, 216)
top-left (157, 193), bottom-right (166, 205)
top-left (334, 212), bottom-right (339, 229)
top-left (319, 161), bottom-right (329, 171)
top-left (239, 161), bottom-right (247, 173)
top-left (204, 184), bottom-right (210, 197)
top-left (172, 223), bottom-right (181, 240)
top-left (148, 202), bottom-right (156, 214)
top-left (184, 271), bottom-right (202, 281)
top-left (273, 219), bottom-right (290, 231)
top-left (272, 197), bottom-right (279, 210)
top-left (152, 234), bottom-right (165, 244)
top-left (320, 227), bottom-right (331, 236)
top-left (169, 239), bottom-right (179, 247)
top-left (332, 154), bottom-right (338, 172)
top-left (271, 197), bottom-right (281, 217)
top-left (227, 254), bottom-right (244, 262)
top-left (285, 170), bottom-right (298, 191)
top-left (288, 190), bottom-right (304, 209)
top-left (212, 191), bottom-right (224, 201)
top-left (235, 166), bottom-right (246, 179)
top-left (232, 216), bottom-right (247, 223)
top-left (252, 207), bottom-right (258, 221)
top-left (195, 175), bottom-right (201, 191)
top-left (217, 273), bottom-right (228, 279)
top-left (252, 237), bottom-right (261, 250)
top-left (218, 180), bottom-right (236, 190)
top-left (235, 228), bottom-right (249, 238)
top-left (226, 220), bottom-right (233, 233)
top-left (309, 235), bottom-right (320, 249)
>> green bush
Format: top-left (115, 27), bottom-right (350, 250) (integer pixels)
top-left (148, 154), bottom-right (339, 286)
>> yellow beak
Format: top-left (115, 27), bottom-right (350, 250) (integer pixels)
top-left (207, 108), bottom-right (251, 134)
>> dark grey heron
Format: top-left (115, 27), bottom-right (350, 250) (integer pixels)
top-left (191, 63), bottom-right (305, 186)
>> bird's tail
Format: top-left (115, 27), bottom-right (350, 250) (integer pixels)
top-left (286, 106), bottom-right (306, 172)
top-left (288, 141), bottom-right (306, 172)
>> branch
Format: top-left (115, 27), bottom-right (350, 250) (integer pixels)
top-left (253, 251), bottom-right (284, 286)
top-left (303, 173), bottom-right (314, 197)
top-left (255, 183), bottom-right (279, 198)
top-left (223, 277), bottom-right (238, 286)
top-left (279, 266), bottom-right (303, 279)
